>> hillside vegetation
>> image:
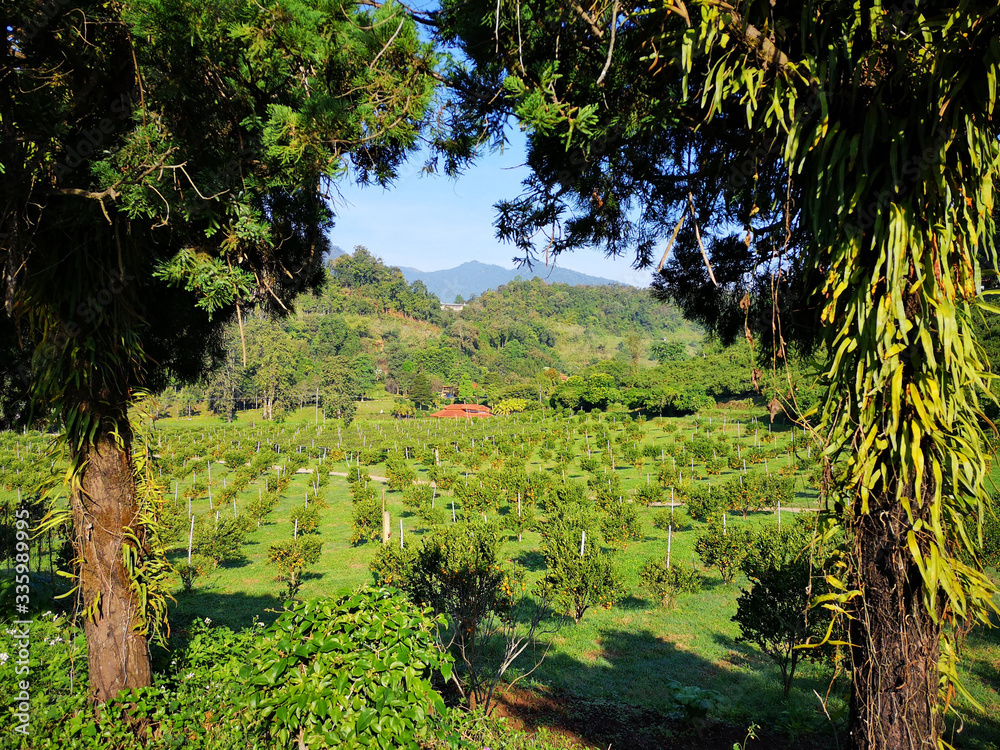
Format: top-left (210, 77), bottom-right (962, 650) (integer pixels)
top-left (175, 247), bottom-right (708, 422)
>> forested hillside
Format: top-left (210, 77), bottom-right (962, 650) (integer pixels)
top-left (171, 247), bottom-right (713, 422)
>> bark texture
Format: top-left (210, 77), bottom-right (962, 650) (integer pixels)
top-left (849, 494), bottom-right (941, 750)
top-left (71, 412), bottom-right (151, 702)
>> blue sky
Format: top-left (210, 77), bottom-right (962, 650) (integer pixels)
top-left (326, 130), bottom-right (653, 288)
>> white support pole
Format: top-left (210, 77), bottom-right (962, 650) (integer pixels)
top-left (667, 525), bottom-right (672, 570)
top-left (188, 516), bottom-right (195, 565)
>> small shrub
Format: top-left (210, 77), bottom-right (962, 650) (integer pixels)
top-left (266, 537), bottom-right (322, 599)
top-left (539, 515), bottom-right (624, 624)
top-left (600, 500), bottom-right (643, 550)
top-left (667, 680), bottom-right (720, 733)
top-left (417, 502), bottom-right (448, 526)
top-left (684, 485), bottom-right (727, 522)
top-left (633, 483), bottom-right (663, 506)
top-left (346, 465), bottom-right (371, 485)
top-left (175, 553), bottom-right (215, 591)
top-left (501, 501), bottom-right (537, 541)
top-left (657, 462), bottom-right (678, 488)
top-left (402, 485), bottom-right (433, 514)
top-left (289, 504), bottom-right (320, 535)
top-left (193, 514), bottom-right (251, 566)
top-left (369, 542), bottom-right (416, 588)
top-left (695, 519), bottom-right (752, 584)
top-left (350, 493), bottom-right (383, 546)
top-left (733, 559), bottom-right (829, 696)
top-left (638, 558), bottom-right (702, 607)
top-left (385, 454), bottom-right (417, 491)
top-left (247, 491), bottom-right (278, 526)
top-left (652, 507), bottom-right (692, 532)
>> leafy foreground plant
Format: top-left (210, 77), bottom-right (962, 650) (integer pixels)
top-left (733, 520), bottom-right (837, 697)
top-left (372, 520), bottom-right (557, 715)
top-left (241, 590), bottom-right (452, 749)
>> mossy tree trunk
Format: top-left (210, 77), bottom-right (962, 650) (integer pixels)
top-left (70, 399), bottom-right (151, 701)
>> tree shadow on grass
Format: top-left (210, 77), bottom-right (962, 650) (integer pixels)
top-left (168, 589), bottom-right (285, 633)
top-left (517, 626), bottom-right (834, 750)
top-left (515, 549), bottom-right (546, 572)
top-left (950, 626), bottom-right (1000, 749)
top-left (616, 594), bottom-right (648, 611)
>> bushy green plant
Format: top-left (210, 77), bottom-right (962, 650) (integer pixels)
top-left (732, 516), bottom-right (836, 696)
top-left (350, 484), bottom-right (383, 545)
top-left (223, 447), bottom-right (252, 467)
top-left (652, 507), bottom-right (692, 532)
top-left (538, 514), bottom-right (624, 624)
top-left (656, 461), bottom-right (678, 488)
top-left (193, 514), bottom-right (251, 565)
top-left (266, 537), bottom-right (323, 598)
top-left (502, 501), bottom-right (537, 541)
top-left (695, 519), bottom-right (752, 584)
top-left (374, 520), bottom-right (552, 714)
top-left (284, 451), bottom-right (310, 472)
top-left (638, 559), bottom-right (702, 607)
top-left (403, 484), bottom-right (433, 514)
top-left (683, 484), bottom-right (726, 522)
top-left (721, 473), bottom-right (792, 518)
top-left (385, 454), bottom-right (417, 491)
top-left (346, 465), bottom-right (371, 485)
top-left (240, 591), bottom-right (450, 749)
top-left (247, 491), bottom-right (279, 526)
top-left (369, 542), bottom-right (417, 588)
top-left (586, 473), bottom-right (621, 512)
top-left (599, 500), bottom-right (643, 550)
top-left (633, 482), bottom-right (663, 505)
top-left (175, 553), bottom-right (215, 592)
top-left (453, 477), bottom-right (496, 518)
top-left (667, 680), bottom-right (720, 733)
top-left (289, 504), bottom-right (320, 534)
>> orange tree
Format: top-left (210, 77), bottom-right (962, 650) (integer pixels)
top-left (437, 1), bottom-right (1000, 746)
top-left (0, 0), bottom-right (457, 702)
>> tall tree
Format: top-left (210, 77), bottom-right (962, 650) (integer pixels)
top-left (410, 371), bottom-right (436, 410)
top-left (437, 1), bottom-right (1000, 746)
top-left (2, 0), bottom-right (444, 701)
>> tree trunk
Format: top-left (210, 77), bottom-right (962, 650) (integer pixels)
top-left (70, 407), bottom-right (152, 702)
top-left (849, 491), bottom-right (941, 749)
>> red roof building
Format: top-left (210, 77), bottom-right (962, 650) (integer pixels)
top-left (430, 403), bottom-right (493, 419)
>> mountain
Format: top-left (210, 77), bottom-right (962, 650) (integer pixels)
top-left (398, 260), bottom-right (622, 304)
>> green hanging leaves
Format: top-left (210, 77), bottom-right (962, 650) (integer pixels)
top-left (153, 249), bottom-right (255, 319)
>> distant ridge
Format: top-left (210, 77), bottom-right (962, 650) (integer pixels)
top-left (399, 260), bottom-right (621, 304)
